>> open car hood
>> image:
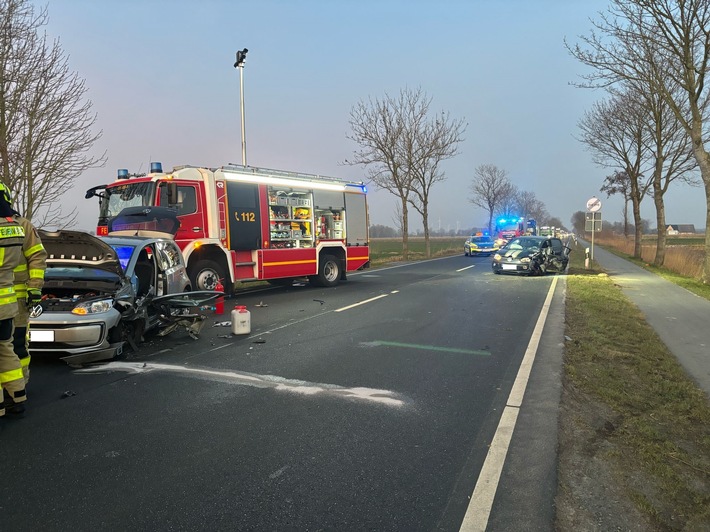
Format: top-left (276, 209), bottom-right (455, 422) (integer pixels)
top-left (108, 206), bottom-right (180, 238)
top-left (39, 229), bottom-right (124, 276)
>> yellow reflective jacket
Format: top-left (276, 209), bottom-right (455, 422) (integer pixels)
top-left (0, 216), bottom-right (25, 320)
top-left (13, 216), bottom-right (47, 301)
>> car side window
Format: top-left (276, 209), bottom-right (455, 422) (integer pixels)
top-left (551, 239), bottom-right (563, 254)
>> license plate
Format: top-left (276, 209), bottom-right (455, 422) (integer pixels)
top-left (30, 330), bottom-right (54, 342)
top-left (501, 264), bottom-right (517, 270)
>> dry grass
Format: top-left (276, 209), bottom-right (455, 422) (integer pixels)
top-left (595, 233), bottom-right (704, 279)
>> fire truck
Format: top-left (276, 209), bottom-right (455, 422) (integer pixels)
top-left (86, 162), bottom-right (370, 292)
top-left (494, 216), bottom-right (526, 245)
top-left (494, 216), bottom-right (538, 245)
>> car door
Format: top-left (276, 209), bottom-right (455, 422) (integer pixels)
top-left (155, 240), bottom-right (189, 295)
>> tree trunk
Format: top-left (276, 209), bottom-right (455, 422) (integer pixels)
top-left (422, 208), bottom-right (431, 258)
top-left (629, 179), bottom-right (643, 258)
top-left (690, 132), bottom-right (710, 284)
top-left (401, 197), bottom-right (409, 261)
top-left (623, 199), bottom-right (629, 238)
top-left (653, 179), bottom-right (666, 267)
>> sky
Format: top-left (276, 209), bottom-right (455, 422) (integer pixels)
top-left (35, 0), bottom-right (707, 233)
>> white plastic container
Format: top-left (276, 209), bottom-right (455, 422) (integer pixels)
top-left (231, 305), bottom-right (251, 335)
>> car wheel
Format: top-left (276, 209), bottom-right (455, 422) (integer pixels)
top-left (309, 254), bottom-right (340, 287)
top-left (189, 260), bottom-right (226, 291)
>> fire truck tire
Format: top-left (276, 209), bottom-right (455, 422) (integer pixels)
top-left (190, 260), bottom-right (226, 291)
top-left (310, 254), bottom-right (340, 287)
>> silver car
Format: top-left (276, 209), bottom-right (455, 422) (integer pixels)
top-left (29, 207), bottom-right (220, 365)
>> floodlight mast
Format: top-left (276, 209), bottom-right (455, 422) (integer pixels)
top-left (233, 48), bottom-right (249, 166)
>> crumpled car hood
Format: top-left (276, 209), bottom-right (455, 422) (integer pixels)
top-left (39, 229), bottom-right (124, 276)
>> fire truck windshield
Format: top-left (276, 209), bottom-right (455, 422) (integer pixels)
top-left (99, 182), bottom-right (156, 219)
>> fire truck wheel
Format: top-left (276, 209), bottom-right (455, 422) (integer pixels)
top-left (310, 254), bottom-right (340, 287)
top-left (190, 260), bottom-right (226, 291)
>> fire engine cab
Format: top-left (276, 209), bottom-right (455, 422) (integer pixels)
top-left (86, 162), bottom-right (370, 292)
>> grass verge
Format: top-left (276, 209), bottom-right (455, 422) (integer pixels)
top-left (558, 247), bottom-right (710, 529)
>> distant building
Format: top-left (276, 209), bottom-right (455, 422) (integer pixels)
top-left (666, 224), bottom-right (696, 235)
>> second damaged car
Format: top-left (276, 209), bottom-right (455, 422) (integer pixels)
top-left (29, 207), bottom-right (221, 365)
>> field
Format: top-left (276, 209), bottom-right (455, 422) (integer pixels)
top-left (369, 237), bottom-right (462, 266)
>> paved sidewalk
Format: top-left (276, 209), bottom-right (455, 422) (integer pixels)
top-left (587, 243), bottom-right (710, 398)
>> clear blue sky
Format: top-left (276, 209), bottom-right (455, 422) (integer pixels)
top-left (39, 0), bottom-right (706, 232)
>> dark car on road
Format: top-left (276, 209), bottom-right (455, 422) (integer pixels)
top-left (492, 235), bottom-right (570, 275)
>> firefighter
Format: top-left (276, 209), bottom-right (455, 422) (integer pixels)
top-left (12, 208), bottom-right (47, 385)
top-left (0, 183), bottom-right (27, 418)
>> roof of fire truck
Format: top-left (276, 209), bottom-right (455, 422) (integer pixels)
top-left (111, 162), bottom-right (367, 193)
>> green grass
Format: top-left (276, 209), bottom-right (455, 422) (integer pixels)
top-left (563, 246), bottom-right (710, 529)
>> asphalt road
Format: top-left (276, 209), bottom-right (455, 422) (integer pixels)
top-left (0, 255), bottom-right (566, 531)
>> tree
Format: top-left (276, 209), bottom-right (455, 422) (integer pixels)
top-left (601, 170), bottom-right (633, 237)
top-left (468, 164), bottom-right (514, 234)
top-left (576, 89), bottom-right (653, 258)
top-left (346, 87), bottom-right (465, 258)
top-left (0, 0), bottom-right (105, 226)
top-left (515, 190), bottom-right (548, 225)
top-left (568, 0), bottom-right (710, 282)
top-left (571, 211), bottom-right (587, 235)
top-left (346, 91), bottom-right (413, 259)
top-left (405, 101), bottom-right (466, 257)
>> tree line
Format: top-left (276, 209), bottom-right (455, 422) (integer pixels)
top-left (567, 0), bottom-right (710, 282)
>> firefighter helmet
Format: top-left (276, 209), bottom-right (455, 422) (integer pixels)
top-left (0, 182), bottom-right (12, 204)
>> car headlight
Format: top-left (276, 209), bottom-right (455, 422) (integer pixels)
top-left (72, 298), bottom-right (114, 315)
top-left (520, 257), bottom-right (531, 263)
top-left (493, 253), bottom-right (502, 261)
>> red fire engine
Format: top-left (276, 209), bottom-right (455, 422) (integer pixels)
top-left (86, 162), bottom-right (370, 292)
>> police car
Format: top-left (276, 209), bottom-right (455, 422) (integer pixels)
top-left (464, 233), bottom-right (498, 256)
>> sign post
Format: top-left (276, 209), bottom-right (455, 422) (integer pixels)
top-left (585, 197), bottom-right (602, 266)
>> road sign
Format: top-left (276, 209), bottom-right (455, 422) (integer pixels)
top-left (586, 196), bottom-right (602, 212)
top-left (585, 211), bottom-right (602, 232)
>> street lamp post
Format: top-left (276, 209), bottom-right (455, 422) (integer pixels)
top-left (233, 48), bottom-right (249, 166)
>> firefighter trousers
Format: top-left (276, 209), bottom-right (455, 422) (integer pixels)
top-left (13, 299), bottom-right (30, 383)
top-left (0, 317), bottom-right (26, 417)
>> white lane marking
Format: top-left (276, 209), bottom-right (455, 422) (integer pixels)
top-left (76, 361), bottom-right (406, 407)
top-left (459, 276), bottom-right (558, 531)
top-left (457, 265), bottom-right (476, 272)
top-left (335, 294), bottom-right (389, 312)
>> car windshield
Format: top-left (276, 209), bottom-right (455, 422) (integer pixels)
top-left (505, 237), bottom-right (542, 250)
top-left (472, 236), bottom-right (492, 243)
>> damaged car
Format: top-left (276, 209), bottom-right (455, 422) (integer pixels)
top-left (28, 207), bottom-right (221, 365)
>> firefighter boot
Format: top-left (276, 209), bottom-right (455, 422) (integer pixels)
top-left (2, 388), bottom-right (25, 418)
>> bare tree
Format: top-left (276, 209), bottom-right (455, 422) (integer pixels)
top-left (577, 89), bottom-right (653, 258)
top-left (469, 164), bottom-right (514, 234)
top-left (515, 190), bottom-right (548, 225)
top-left (567, 0), bottom-right (710, 282)
top-left (405, 100), bottom-right (466, 257)
top-left (601, 170), bottom-right (633, 237)
top-left (346, 87), bottom-right (465, 258)
top-left (0, 0), bottom-right (105, 226)
top-left (346, 91), bottom-right (413, 258)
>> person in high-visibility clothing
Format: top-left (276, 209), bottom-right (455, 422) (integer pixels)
top-left (0, 183), bottom-right (28, 418)
top-left (12, 210), bottom-right (47, 385)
